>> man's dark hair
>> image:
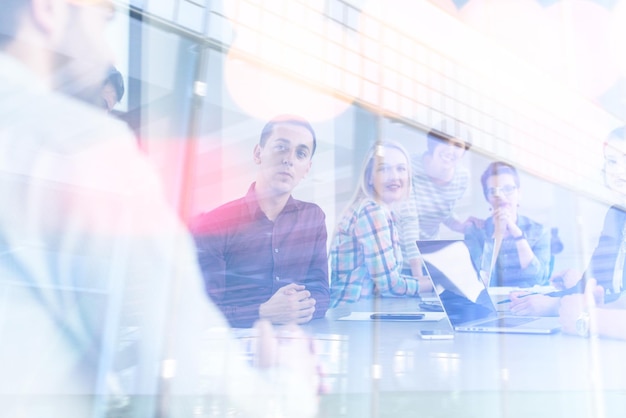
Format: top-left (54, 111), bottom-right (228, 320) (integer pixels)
top-left (259, 115), bottom-right (317, 157)
top-left (104, 67), bottom-right (125, 102)
top-left (480, 161), bottom-right (520, 200)
top-left (426, 119), bottom-right (473, 154)
top-left (0, 0), bottom-right (27, 47)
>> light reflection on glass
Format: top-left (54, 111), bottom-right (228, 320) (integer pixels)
top-left (225, 330), bottom-right (349, 393)
top-left (392, 350), bottom-right (414, 377)
top-left (431, 352), bottom-right (461, 375)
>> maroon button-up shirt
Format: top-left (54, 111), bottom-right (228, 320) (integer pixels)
top-left (192, 183), bottom-right (330, 327)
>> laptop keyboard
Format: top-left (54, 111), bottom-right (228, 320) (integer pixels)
top-left (478, 317), bottom-right (535, 328)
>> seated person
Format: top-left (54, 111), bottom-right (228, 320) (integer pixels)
top-left (329, 140), bottom-right (430, 311)
top-left (510, 126), bottom-right (626, 317)
top-left (465, 161), bottom-right (550, 287)
top-left (560, 278), bottom-right (626, 340)
top-left (192, 115), bottom-right (330, 327)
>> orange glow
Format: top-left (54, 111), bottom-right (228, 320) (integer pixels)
top-left (223, 0), bottom-right (352, 122)
top-left (460, 0), bottom-right (551, 69)
top-left (224, 55), bottom-right (351, 123)
top-left (459, 0), bottom-right (618, 99)
top-left (427, 0), bottom-right (459, 15)
top-left (544, 0), bottom-right (618, 99)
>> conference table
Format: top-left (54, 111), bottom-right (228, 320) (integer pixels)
top-left (298, 297), bottom-right (626, 418)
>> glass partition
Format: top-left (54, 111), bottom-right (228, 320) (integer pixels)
top-left (105, 1), bottom-right (626, 417)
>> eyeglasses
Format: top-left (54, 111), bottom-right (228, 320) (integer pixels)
top-left (605, 155), bottom-right (626, 172)
top-left (603, 142), bottom-right (626, 171)
top-left (486, 185), bottom-right (517, 197)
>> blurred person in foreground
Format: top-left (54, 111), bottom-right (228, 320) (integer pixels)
top-left (0, 1), bottom-right (319, 417)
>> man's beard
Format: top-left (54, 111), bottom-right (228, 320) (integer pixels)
top-left (52, 58), bottom-right (106, 108)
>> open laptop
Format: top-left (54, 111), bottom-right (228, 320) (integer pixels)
top-left (416, 240), bottom-right (561, 334)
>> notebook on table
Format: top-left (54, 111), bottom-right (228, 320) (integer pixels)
top-left (416, 240), bottom-right (561, 334)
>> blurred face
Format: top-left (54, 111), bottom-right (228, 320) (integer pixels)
top-left (604, 138), bottom-right (626, 196)
top-left (101, 82), bottom-right (118, 111)
top-left (431, 137), bottom-right (466, 170)
top-left (254, 123), bottom-right (314, 197)
top-left (52, 1), bottom-right (115, 105)
top-left (485, 173), bottom-right (520, 211)
top-left (371, 147), bottom-right (409, 204)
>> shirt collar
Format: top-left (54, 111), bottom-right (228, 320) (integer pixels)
top-left (244, 182), bottom-right (300, 220)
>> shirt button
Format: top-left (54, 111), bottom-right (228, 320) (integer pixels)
top-left (275, 276), bottom-right (280, 281)
top-left (274, 248), bottom-right (279, 253)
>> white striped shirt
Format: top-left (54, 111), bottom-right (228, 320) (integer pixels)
top-left (408, 153), bottom-right (469, 240)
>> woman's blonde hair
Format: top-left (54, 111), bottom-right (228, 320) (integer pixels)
top-left (330, 140), bottom-right (413, 245)
top-left (348, 140), bottom-right (413, 207)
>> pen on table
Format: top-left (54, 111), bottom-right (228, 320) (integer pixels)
top-left (497, 288), bottom-right (576, 304)
top-left (497, 292), bottom-right (540, 304)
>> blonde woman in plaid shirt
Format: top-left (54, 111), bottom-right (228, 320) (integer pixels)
top-left (329, 141), bottom-right (432, 313)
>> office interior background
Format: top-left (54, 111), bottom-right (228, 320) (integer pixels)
top-left (99, 0), bottom-right (626, 415)
top-left (110, 0), bottom-right (626, 277)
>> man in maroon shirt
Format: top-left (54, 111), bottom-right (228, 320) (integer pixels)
top-left (192, 115), bottom-right (330, 327)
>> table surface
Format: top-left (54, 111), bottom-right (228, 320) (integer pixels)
top-left (299, 297), bottom-right (626, 418)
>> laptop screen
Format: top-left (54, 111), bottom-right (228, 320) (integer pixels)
top-left (417, 240), bottom-right (497, 326)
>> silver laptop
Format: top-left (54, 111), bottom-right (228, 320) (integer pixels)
top-left (416, 240), bottom-right (561, 334)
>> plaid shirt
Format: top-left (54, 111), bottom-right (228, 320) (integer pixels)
top-left (330, 198), bottom-right (420, 306)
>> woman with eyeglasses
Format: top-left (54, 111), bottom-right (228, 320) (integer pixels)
top-left (506, 127), bottom-right (626, 322)
top-left (464, 161), bottom-right (550, 287)
top-left (557, 127), bottom-right (626, 339)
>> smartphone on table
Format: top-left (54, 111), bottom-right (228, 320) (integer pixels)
top-left (418, 330), bottom-right (454, 340)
